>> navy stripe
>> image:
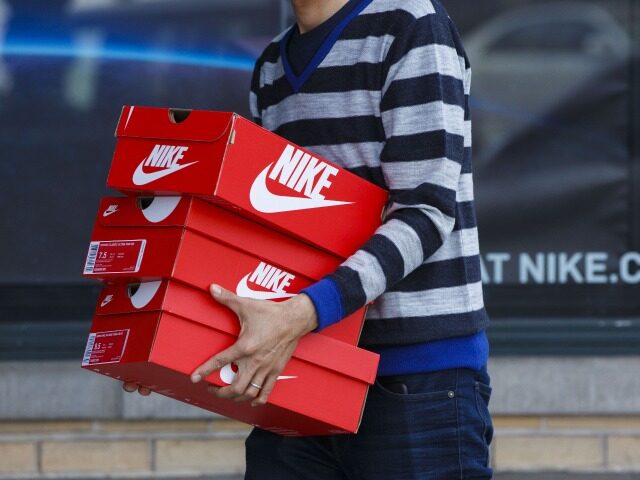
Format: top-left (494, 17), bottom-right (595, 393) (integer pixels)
top-left (255, 42), bottom-right (281, 65)
top-left (464, 94), bottom-right (471, 121)
top-left (361, 234), bottom-right (405, 288)
top-left (274, 116), bottom-right (383, 146)
top-left (260, 63), bottom-right (383, 109)
top-left (461, 147), bottom-right (472, 174)
top-left (360, 308), bottom-right (490, 347)
top-left (388, 190), bottom-right (476, 232)
top-left (346, 165), bottom-right (386, 188)
top-left (342, 10), bottom-right (416, 39)
top-left (382, 130), bottom-right (465, 163)
top-left (453, 201), bottom-right (477, 231)
top-left (383, 11), bottom-right (458, 72)
top-left (390, 182), bottom-right (457, 218)
top-left (391, 255), bottom-right (482, 291)
top-left (387, 208), bottom-right (444, 259)
top-left (382, 74), bottom-right (465, 110)
top-left (329, 266), bottom-right (368, 317)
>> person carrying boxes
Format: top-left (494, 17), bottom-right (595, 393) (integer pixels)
top-left (125, 0), bottom-right (493, 478)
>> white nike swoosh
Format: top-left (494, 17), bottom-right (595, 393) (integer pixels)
top-left (235, 274), bottom-right (295, 300)
top-left (102, 208), bottom-right (118, 217)
top-left (249, 164), bottom-right (353, 213)
top-left (132, 159), bottom-right (198, 186)
top-left (219, 363), bottom-right (297, 385)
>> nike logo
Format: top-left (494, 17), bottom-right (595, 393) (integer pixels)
top-left (219, 363), bottom-right (297, 385)
top-left (132, 144), bottom-right (197, 186)
top-left (249, 144), bottom-right (352, 213)
top-left (235, 262), bottom-right (295, 301)
top-left (100, 294), bottom-right (114, 307)
top-left (102, 205), bottom-right (119, 217)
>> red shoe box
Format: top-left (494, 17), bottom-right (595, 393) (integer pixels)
top-left (82, 280), bottom-right (379, 436)
top-left (106, 106), bottom-right (388, 259)
top-left (83, 195), bottom-right (365, 345)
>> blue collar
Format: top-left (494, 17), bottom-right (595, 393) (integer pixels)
top-left (279, 0), bottom-right (374, 93)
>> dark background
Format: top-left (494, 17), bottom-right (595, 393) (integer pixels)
top-left (0, 0), bottom-right (638, 358)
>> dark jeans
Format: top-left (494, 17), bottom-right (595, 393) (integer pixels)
top-left (245, 367), bottom-right (493, 479)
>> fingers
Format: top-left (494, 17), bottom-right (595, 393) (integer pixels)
top-left (191, 342), bottom-right (245, 384)
top-left (122, 382), bottom-right (137, 393)
top-left (122, 382), bottom-right (152, 397)
top-left (216, 359), bottom-right (261, 401)
top-left (137, 386), bottom-right (152, 396)
top-left (232, 368), bottom-right (267, 403)
top-left (210, 284), bottom-right (245, 315)
top-left (252, 373), bottom-right (278, 407)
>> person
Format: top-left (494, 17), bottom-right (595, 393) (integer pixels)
top-left (125, 0), bottom-right (493, 478)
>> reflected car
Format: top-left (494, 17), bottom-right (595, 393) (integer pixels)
top-left (464, 2), bottom-right (630, 158)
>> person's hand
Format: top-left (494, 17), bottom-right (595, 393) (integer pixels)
top-left (122, 382), bottom-right (151, 396)
top-left (190, 284), bottom-right (318, 407)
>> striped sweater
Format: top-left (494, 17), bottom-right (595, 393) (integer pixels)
top-left (250, 0), bottom-right (489, 350)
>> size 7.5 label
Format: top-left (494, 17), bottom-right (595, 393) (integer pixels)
top-left (83, 239), bottom-right (146, 274)
top-left (82, 329), bottom-right (130, 366)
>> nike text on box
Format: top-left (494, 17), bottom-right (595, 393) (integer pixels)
top-left (82, 280), bottom-right (379, 436)
top-left (107, 106), bottom-right (388, 258)
top-left (84, 195), bottom-right (367, 346)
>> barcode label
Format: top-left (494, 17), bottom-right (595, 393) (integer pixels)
top-left (82, 240), bottom-right (146, 274)
top-left (83, 242), bottom-right (100, 274)
top-left (81, 330), bottom-right (129, 366)
top-left (82, 333), bottom-right (97, 366)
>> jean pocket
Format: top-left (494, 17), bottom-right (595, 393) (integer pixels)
top-left (474, 380), bottom-right (494, 451)
top-left (374, 378), bottom-right (457, 403)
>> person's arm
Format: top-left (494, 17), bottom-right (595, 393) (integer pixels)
top-left (303, 11), bottom-right (470, 329)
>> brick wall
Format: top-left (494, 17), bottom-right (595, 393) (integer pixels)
top-left (0, 419), bottom-right (249, 477)
top-left (1, 416), bottom-right (640, 478)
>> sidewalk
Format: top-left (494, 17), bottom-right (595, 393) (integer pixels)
top-left (3, 474), bottom-right (640, 480)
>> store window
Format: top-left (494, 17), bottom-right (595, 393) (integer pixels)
top-left (0, 0), bottom-right (638, 358)
top-left (446, 0), bottom-right (640, 352)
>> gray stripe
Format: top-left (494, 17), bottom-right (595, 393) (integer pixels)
top-left (366, 281), bottom-right (485, 318)
top-left (364, 0), bottom-right (435, 18)
top-left (305, 142), bottom-right (384, 170)
top-left (382, 102), bottom-right (465, 137)
top-left (322, 36), bottom-right (395, 68)
top-left (261, 90), bottom-right (381, 131)
top-left (249, 91), bottom-right (260, 120)
top-left (342, 250), bottom-right (387, 303)
top-left (378, 219), bottom-right (424, 276)
top-left (260, 60), bottom-right (285, 87)
top-left (464, 119), bottom-right (472, 148)
top-left (384, 44), bottom-right (465, 92)
top-left (463, 68), bottom-right (472, 95)
top-left (383, 157), bottom-right (460, 191)
top-left (426, 227), bottom-right (479, 264)
top-left (386, 202), bottom-right (456, 239)
top-left (457, 173), bottom-right (474, 203)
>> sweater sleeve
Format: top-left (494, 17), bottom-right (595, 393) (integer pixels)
top-left (303, 11), bottom-right (470, 329)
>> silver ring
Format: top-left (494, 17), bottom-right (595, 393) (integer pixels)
top-left (250, 382), bottom-right (263, 390)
